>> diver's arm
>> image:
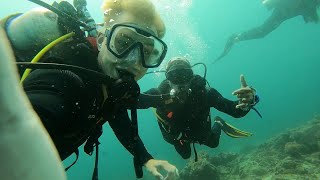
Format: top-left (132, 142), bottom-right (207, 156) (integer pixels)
top-left (136, 80), bottom-right (172, 109)
top-left (237, 10), bottom-right (290, 41)
top-left (137, 88), bottom-right (171, 109)
top-left (108, 108), bottom-right (153, 165)
top-left (5, 8), bottom-right (62, 51)
top-left (0, 27), bottom-right (66, 180)
top-left (213, 9), bottom-right (290, 63)
top-left (208, 88), bottom-right (249, 118)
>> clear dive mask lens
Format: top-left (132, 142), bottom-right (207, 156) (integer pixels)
top-left (105, 24), bottom-right (167, 68)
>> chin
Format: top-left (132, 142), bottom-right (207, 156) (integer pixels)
top-left (135, 75), bottom-right (143, 81)
top-left (98, 59), bottom-right (120, 79)
top-left (134, 70), bottom-right (147, 81)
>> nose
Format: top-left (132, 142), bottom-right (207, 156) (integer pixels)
top-left (143, 44), bottom-right (155, 59)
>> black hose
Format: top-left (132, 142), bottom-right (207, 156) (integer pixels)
top-left (92, 144), bottom-right (99, 180)
top-left (73, 0), bottom-right (97, 37)
top-left (16, 62), bottom-right (114, 85)
top-left (145, 70), bottom-right (166, 75)
top-left (191, 62), bottom-right (207, 79)
top-left (27, 0), bottom-right (89, 28)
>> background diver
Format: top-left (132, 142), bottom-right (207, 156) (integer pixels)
top-left (214, 0), bottom-right (320, 63)
top-left (0, 0), bottom-right (179, 179)
top-left (137, 57), bottom-right (261, 160)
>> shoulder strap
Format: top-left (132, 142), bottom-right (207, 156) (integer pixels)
top-left (84, 125), bottom-right (103, 155)
top-left (65, 149), bottom-right (79, 171)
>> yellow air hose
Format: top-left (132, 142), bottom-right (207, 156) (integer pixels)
top-left (151, 108), bottom-right (170, 126)
top-left (20, 32), bottom-right (76, 84)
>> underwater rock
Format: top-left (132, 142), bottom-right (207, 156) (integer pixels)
top-left (275, 157), bottom-right (299, 174)
top-left (208, 152), bottom-right (238, 166)
top-left (179, 117), bottom-right (320, 180)
top-left (179, 152), bottom-right (220, 180)
top-left (284, 141), bottom-right (307, 157)
top-left (240, 163), bottom-right (268, 178)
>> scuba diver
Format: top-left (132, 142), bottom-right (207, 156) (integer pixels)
top-left (0, 0), bottom-right (178, 179)
top-left (137, 57), bottom-right (260, 160)
top-left (214, 0), bottom-right (320, 63)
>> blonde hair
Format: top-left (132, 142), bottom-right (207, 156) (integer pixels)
top-left (101, 0), bottom-right (165, 38)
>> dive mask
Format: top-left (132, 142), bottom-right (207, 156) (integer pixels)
top-left (167, 68), bottom-right (193, 100)
top-left (105, 23), bottom-right (167, 68)
top-left (166, 68), bottom-right (193, 85)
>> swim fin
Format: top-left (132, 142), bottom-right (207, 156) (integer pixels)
top-left (214, 116), bottom-right (253, 138)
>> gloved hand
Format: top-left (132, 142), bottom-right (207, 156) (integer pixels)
top-left (53, 1), bottom-right (82, 35)
top-left (232, 74), bottom-right (257, 111)
top-left (144, 159), bottom-right (179, 180)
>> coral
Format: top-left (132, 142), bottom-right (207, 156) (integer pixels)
top-left (179, 153), bottom-right (220, 180)
top-left (208, 152), bottom-right (238, 166)
top-left (284, 141), bottom-right (307, 157)
top-left (179, 116), bottom-right (320, 180)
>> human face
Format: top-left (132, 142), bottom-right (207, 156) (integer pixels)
top-left (98, 14), bottom-right (166, 80)
top-left (106, 24), bottom-right (166, 68)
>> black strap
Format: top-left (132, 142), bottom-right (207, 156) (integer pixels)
top-left (251, 107), bottom-right (263, 118)
top-left (92, 143), bottom-right (99, 180)
top-left (192, 143), bottom-right (198, 162)
top-left (83, 126), bottom-right (102, 180)
top-left (65, 149), bottom-right (79, 171)
top-left (131, 108), bottom-right (143, 178)
top-left (28, 0), bottom-right (88, 28)
top-left (16, 62), bottom-right (114, 86)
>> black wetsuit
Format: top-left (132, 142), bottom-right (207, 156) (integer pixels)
top-left (8, 33), bottom-right (152, 166)
top-left (137, 75), bottom-right (249, 159)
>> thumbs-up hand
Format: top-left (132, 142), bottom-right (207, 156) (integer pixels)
top-left (232, 74), bottom-right (256, 110)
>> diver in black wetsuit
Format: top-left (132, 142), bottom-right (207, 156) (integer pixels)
top-left (0, 0), bottom-right (178, 179)
top-left (137, 57), bottom-right (260, 159)
top-left (214, 0), bottom-right (320, 63)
